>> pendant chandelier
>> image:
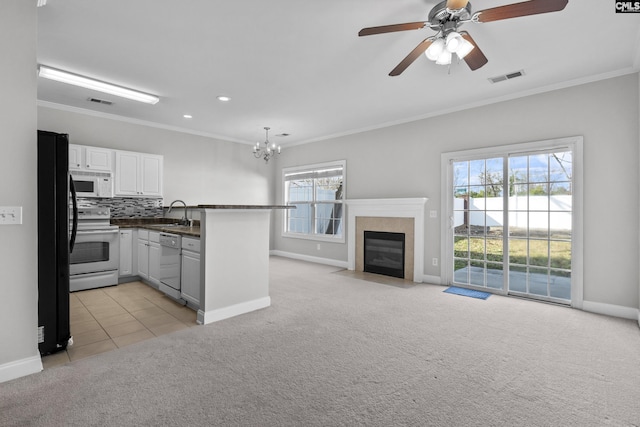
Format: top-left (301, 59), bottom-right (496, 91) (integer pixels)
top-left (253, 127), bottom-right (281, 163)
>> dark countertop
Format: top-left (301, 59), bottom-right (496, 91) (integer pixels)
top-left (112, 218), bottom-right (201, 237)
top-left (198, 204), bottom-right (294, 209)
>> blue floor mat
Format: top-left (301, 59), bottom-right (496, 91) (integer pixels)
top-left (443, 286), bottom-right (491, 300)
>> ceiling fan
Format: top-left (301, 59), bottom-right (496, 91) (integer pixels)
top-left (358, 0), bottom-right (569, 76)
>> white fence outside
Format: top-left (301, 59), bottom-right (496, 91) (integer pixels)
top-left (454, 195), bottom-right (572, 230)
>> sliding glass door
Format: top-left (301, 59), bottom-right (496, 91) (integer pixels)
top-left (453, 157), bottom-right (505, 290)
top-left (444, 138), bottom-right (581, 305)
top-left (507, 151), bottom-right (573, 300)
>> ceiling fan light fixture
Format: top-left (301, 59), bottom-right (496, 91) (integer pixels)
top-left (425, 38), bottom-right (445, 61)
top-left (445, 31), bottom-right (462, 53)
top-left (455, 38), bottom-right (475, 59)
top-left (435, 49), bottom-right (452, 65)
top-left (446, 0), bottom-right (469, 11)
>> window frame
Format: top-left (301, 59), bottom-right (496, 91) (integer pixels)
top-left (282, 160), bottom-right (346, 243)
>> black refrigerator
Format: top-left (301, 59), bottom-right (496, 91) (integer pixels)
top-left (37, 130), bottom-right (78, 355)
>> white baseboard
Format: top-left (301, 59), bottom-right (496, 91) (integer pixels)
top-left (198, 297), bottom-right (271, 325)
top-left (270, 250), bottom-right (349, 269)
top-left (0, 354), bottom-right (42, 384)
top-left (582, 300), bottom-right (639, 321)
top-left (421, 274), bottom-right (442, 285)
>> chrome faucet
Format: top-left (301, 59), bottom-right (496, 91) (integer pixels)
top-left (167, 200), bottom-right (190, 226)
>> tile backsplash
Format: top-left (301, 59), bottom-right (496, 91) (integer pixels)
top-left (77, 197), bottom-right (163, 218)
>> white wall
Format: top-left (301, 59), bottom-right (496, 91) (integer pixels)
top-left (37, 107), bottom-right (274, 207)
top-left (273, 73), bottom-right (640, 311)
top-left (0, 1), bottom-right (41, 381)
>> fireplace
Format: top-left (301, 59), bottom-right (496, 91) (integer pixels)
top-left (346, 198), bottom-right (427, 283)
top-left (364, 231), bottom-right (405, 279)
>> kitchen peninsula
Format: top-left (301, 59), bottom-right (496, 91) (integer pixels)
top-left (197, 205), bottom-right (292, 325)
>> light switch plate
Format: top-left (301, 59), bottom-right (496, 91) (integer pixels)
top-left (0, 206), bottom-right (23, 225)
top-left (430, 210), bottom-right (437, 218)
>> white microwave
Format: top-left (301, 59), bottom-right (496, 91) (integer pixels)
top-left (71, 171), bottom-right (114, 198)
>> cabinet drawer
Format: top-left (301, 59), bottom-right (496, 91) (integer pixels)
top-left (181, 237), bottom-right (200, 253)
top-left (149, 231), bottom-right (160, 243)
top-left (138, 229), bottom-right (149, 240)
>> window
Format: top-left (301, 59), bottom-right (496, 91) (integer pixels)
top-left (283, 161), bottom-right (345, 241)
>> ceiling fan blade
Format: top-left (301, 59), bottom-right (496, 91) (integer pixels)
top-left (389, 39), bottom-right (433, 76)
top-left (358, 22), bottom-right (426, 37)
top-left (459, 32), bottom-right (488, 71)
top-left (476, 0), bottom-right (568, 23)
top-left (446, 0), bottom-right (470, 9)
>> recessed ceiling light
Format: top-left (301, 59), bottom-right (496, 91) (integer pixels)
top-left (217, 96), bottom-right (231, 102)
top-left (183, 114), bottom-right (193, 119)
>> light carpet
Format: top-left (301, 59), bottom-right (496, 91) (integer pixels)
top-left (2, 256), bottom-right (640, 426)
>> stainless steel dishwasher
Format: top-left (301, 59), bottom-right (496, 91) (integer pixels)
top-left (158, 232), bottom-right (182, 300)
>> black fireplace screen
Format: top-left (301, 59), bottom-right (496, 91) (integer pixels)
top-left (363, 231), bottom-right (405, 279)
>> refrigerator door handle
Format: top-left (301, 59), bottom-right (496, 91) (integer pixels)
top-left (69, 175), bottom-right (78, 253)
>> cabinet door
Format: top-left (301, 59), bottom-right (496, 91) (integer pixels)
top-left (148, 242), bottom-right (161, 285)
top-left (69, 144), bottom-right (82, 170)
top-left (115, 151), bottom-right (140, 196)
top-left (140, 154), bottom-right (163, 196)
top-left (181, 250), bottom-right (200, 307)
top-left (137, 238), bottom-right (149, 279)
top-left (85, 146), bottom-right (112, 172)
top-left (119, 230), bottom-right (133, 276)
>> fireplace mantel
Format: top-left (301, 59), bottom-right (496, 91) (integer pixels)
top-left (346, 198), bottom-right (427, 283)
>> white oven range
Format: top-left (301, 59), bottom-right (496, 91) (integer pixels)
top-left (69, 207), bottom-right (120, 292)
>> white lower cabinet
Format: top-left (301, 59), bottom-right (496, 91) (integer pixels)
top-left (181, 237), bottom-right (201, 308)
top-left (137, 229), bottom-right (149, 280)
top-left (119, 229), bottom-right (134, 277)
top-left (137, 229), bottom-right (161, 287)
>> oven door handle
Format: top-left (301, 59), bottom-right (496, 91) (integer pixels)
top-left (76, 229), bottom-right (120, 235)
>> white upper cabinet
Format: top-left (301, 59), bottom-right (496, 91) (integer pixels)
top-left (140, 154), bottom-right (162, 196)
top-left (69, 144), bottom-right (113, 172)
top-left (115, 150), bottom-right (163, 197)
top-left (85, 146), bottom-right (112, 171)
top-left (69, 144), bottom-right (82, 170)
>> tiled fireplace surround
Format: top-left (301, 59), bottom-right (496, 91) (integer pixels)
top-left (346, 198), bottom-right (428, 283)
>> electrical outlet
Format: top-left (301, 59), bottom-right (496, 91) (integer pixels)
top-left (430, 210), bottom-right (437, 218)
top-left (0, 206), bottom-right (22, 225)
top-left (316, 243), bottom-right (321, 251)
top-left (432, 258), bottom-right (438, 266)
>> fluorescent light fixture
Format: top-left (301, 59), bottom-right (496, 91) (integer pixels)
top-left (37, 65), bottom-right (159, 105)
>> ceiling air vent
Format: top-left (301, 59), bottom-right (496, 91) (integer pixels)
top-left (276, 133), bottom-right (290, 137)
top-left (488, 70), bottom-right (525, 84)
top-left (88, 97), bottom-right (113, 106)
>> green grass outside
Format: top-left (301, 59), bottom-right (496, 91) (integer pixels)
top-left (453, 233), bottom-right (571, 276)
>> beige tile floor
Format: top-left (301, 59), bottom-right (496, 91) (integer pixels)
top-left (41, 281), bottom-right (197, 369)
